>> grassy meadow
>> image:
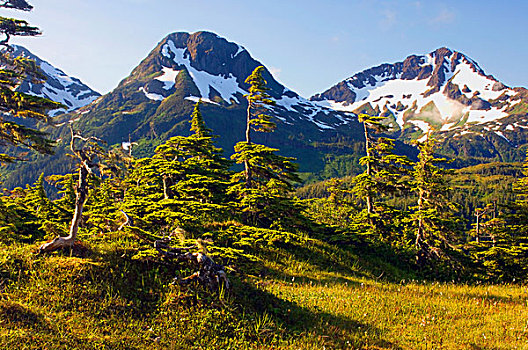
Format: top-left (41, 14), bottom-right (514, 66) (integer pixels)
top-left (1, 234), bottom-right (527, 350)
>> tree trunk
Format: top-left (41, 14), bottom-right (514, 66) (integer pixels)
top-left (39, 165), bottom-right (89, 253)
top-left (415, 190), bottom-right (426, 266)
top-left (163, 176), bottom-right (169, 200)
top-left (363, 121), bottom-right (374, 215)
top-left (476, 212), bottom-right (480, 243)
top-left (245, 102), bottom-right (252, 188)
top-left (155, 239), bottom-right (230, 292)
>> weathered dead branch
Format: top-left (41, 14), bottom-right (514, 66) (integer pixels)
top-left (154, 239), bottom-right (230, 292)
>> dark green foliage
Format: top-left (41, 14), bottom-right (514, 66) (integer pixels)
top-left (230, 142), bottom-right (304, 228)
top-left (402, 137), bottom-right (464, 269)
top-left (0, 173), bottom-right (67, 243)
top-left (0, 0), bottom-right (38, 48)
top-left (468, 153), bottom-right (528, 281)
top-left (123, 101), bottom-right (233, 235)
top-left (244, 65), bottom-right (276, 136)
top-left (350, 114), bottom-right (412, 242)
top-left (230, 67), bottom-right (304, 229)
top-left (0, 1), bottom-right (33, 11)
top-left (0, 1), bottom-right (63, 163)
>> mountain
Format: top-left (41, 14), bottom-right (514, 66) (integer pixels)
top-left (53, 31), bottom-right (363, 168)
top-left (8, 45), bottom-right (101, 115)
top-left (68, 31), bottom-right (353, 143)
top-left (2, 31), bottom-right (366, 188)
top-left (312, 47), bottom-right (528, 161)
top-left (4, 38), bottom-right (528, 188)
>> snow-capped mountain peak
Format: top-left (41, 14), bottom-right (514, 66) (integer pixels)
top-left (118, 31), bottom-right (345, 130)
top-left (311, 47), bottom-right (524, 140)
top-left (6, 45), bottom-right (101, 115)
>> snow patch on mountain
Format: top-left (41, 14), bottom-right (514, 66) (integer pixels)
top-left (7, 45), bottom-right (100, 113)
top-left (139, 87), bottom-right (164, 101)
top-left (184, 96), bottom-right (220, 105)
top-left (156, 67), bottom-right (180, 90)
top-left (160, 40), bottom-right (246, 103)
top-left (313, 48), bottom-right (522, 136)
top-left (273, 92), bottom-right (349, 129)
top-left (466, 108), bottom-right (508, 124)
top-left (233, 45), bottom-right (245, 58)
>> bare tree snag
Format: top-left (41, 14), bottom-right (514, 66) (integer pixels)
top-left (118, 210), bottom-right (133, 231)
top-left (474, 207), bottom-right (491, 243)
top-left (154, 239), bottom-right (230, 292)
top-left (39, 127), bottom-right (103, 253)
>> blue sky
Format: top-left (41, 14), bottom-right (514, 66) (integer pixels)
top-left (8, 0), bottom-right (528, 97)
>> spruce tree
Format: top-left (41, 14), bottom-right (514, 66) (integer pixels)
top-left (351, 114), bottom-right (412, 240)
top-left (356, 113), bottom-right (387, 214)
top-left (409, 136), bottom-right (461, 266)
top-left (472, 151), bottom-right (528, 280)
top-left (123, 101), bottom-right (232, 235)
top-left (241, 65), bottom-right (275, 188)
top-left (0, 0), bottom-right (62, 163)
top-left (230, 143), bottom-right (301, 227)
top-left (231, 67), bottom-right (302, 228)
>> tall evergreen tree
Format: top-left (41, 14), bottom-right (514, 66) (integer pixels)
top-left (356, 114), bottom-right (386, 214)
top-left (230, 67), bottom-right (303, 228)
top-left (0, 0), bottom-right (62, 163)
top-left (353, 114), bottom-right (411, 215)
top-left (242, 65), bottom-right (275, 188)
top-left (409, 136), bottom-right (461, 266)
top-left (351, 114), bottom-right (412, 241)
top-left (123, 101), bottom-right (232, 235)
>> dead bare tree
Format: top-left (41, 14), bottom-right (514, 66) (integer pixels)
top-left (154, 239), bottom-right (230, 292)
top-left (474, 205), bottom-right (494, 243)
top-left (39, 126), bottom-right (105, 253)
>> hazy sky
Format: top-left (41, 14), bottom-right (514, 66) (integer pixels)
top-left (8, 0), bottom-right (528, 97)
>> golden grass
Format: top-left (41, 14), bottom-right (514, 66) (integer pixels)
top-left (1, 240), bottom-right (527, 349)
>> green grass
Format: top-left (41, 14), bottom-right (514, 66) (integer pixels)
top-left (1, 235), bottom-right (527, 349)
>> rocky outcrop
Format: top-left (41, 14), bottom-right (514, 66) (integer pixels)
top-left (311, 81), bottom-right (357, 104)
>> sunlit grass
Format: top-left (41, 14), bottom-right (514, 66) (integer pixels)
top-left (1, 238), bottom-right (527, 349)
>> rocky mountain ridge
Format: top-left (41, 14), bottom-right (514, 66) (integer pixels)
top-left (67, 31), bottom-right (357, 150)
top-left (6, 45), bottom-right (101, 115)
top-left (311, 47), bottom-right (528, 149)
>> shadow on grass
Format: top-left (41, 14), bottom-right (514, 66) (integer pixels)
top-left (36, 245), bottom-right (178, 319)
top-left (233, 279), bottom-right (402, 349)
top-left (273, 238), bottom-right (418, 283)
top-left (0, 301), bottom-right (50, 331)
top-left (0, 299), bottom-right (141, 350)
top-left (449, 290), bottom-right (527, 306)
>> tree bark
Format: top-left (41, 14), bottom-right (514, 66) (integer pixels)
top-left (39, 164), bottom-right (89, 253)
top-left (39, 127), bottom-right (101, 253)
top-left (363, 121), bottom-right (374, 215)
top-left (245, 102), bottom-right (252, 188)
top-left (162, 175), bottom-right (169, 200)
top-left (415, 189), bottom-right (426, 266)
